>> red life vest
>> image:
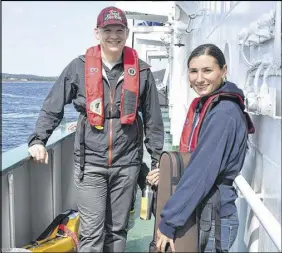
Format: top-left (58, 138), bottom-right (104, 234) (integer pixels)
top-left (179, 93), bottom-right (255, 152)
top-left (85, 45), bottom-right (140, 126)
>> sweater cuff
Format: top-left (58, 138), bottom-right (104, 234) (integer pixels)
top-left (158, 219), bottom-right (175, 239)
top-left (28, 138), bottom-right (45, 147)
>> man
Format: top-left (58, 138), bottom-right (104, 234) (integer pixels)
top-left (27, 6), bottom-right (164, 252)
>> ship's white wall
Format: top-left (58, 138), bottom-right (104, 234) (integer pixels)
top-left (170, 33), bottom-right (194, 145)
top-left (172, 1), bottom-right (281, 252)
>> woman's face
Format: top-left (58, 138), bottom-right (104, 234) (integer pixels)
top-left (188, 55), bottom-right (227, 97)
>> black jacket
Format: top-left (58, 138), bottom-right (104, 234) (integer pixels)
top-left (28, 54), bottom-right (164, 169)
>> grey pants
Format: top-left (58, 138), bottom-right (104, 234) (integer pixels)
top-left (74, 162), bottom-right (140, 252)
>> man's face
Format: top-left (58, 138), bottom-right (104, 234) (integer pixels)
top-left (95, 24), bottom-right (129, 55)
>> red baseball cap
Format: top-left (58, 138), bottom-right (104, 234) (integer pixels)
top-left (97, 6), bottom-right (128, 28)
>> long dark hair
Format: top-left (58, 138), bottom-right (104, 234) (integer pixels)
top-left (187, 44), bottom-right (226, 69)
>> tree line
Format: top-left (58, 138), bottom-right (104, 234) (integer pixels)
top-left (2, 73), bottom-right (58, 81)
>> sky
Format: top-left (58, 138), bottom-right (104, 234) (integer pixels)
top-left (2, 1), bottom-right (116, 76)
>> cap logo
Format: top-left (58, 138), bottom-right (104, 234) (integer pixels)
top-left (128, 68), bottom-right (136, 76)
top-left (104, 10), bottom-right (122, 21)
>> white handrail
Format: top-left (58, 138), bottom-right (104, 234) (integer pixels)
top-left (234, 174), bottom-right (281, 252)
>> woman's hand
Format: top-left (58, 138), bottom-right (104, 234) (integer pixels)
top-left (146, 168), bottom-right (160, 186)
top-left (156, 228), bottom-right (175, 252)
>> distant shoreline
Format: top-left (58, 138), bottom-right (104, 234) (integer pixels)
top-left (2, 80), bottom-right (55, 83)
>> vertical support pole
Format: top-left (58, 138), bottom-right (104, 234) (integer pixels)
top-left (8, 173), bottom-right (16, 247)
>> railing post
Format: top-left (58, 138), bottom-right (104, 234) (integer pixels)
top-left (8, 173), bottom-right (16, 248)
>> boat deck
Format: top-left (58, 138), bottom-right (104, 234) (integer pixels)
top-left (125, 147), bottom-right (156, 252)
top-left (126, 189), bottom-right (155, 252)
top-left (126, 130), bottom-right (172, 252)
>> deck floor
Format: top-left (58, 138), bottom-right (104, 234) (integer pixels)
top-left (125, 148), bottom-right (155, 252)
top-left (125, 188), bottom-right (155, 252)
top-left (125, 141), bottom-right (172, 252)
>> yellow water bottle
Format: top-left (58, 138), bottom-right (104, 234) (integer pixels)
top-left (140, 182), bottom-right (154, 220)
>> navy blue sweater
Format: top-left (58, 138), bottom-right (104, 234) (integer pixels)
top-left (159, 81), bottom-right (251, 239)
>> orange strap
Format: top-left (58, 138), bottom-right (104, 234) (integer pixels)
top-left (58, 224), bottom-right (79, 250)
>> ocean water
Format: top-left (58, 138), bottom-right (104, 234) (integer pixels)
top-left (2, 82), bottom-right (78, 152)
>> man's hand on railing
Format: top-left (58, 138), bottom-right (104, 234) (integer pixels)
top-left (28, 144), bottom-right (49, 164)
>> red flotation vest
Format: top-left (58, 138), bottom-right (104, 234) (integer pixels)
top-left (85, 45), bottom-right (140, 126)
top-left (179, 93), bottom-right (255, 152)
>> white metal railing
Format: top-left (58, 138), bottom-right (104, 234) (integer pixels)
top-left (234, 174), bottom-right (281, 252)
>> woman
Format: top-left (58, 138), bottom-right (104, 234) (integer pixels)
top-left (147, 44), bottom-right (254, 252)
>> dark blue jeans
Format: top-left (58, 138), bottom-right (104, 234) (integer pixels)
top-left (199, 212), bottom-right (239, 252)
